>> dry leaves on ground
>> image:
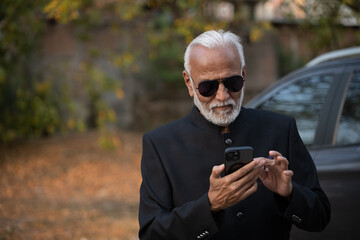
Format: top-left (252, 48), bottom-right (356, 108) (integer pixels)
top-left (0, 131), bottom-right (143, 240)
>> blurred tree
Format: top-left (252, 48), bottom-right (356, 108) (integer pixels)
top-left (284, 0), bottom-right (360, 56)
top-left (0, 0), bottom-right (236, 143)
top-left (0, 0), bottom-right (118, 143)
top-left (0, 0), bottom-right (57, 142)
top-left (135, 0), bottom-right (230, 89)
top-left (268, 0), bottom-right (360, 77)
top-left (1, 0), bottom-right (358, 143)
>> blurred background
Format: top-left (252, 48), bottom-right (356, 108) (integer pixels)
top-left (0, 0), bottom-right (359, 239)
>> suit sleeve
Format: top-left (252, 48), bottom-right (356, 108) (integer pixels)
top-left (138, 134), bottom-right (219, 240)
top-left (276, 118), bottom-right (331, 231)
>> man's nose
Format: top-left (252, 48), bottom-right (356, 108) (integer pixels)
top-left (215, 82), bottom-right (230, 101)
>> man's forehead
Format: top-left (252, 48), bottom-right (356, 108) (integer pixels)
top-left (189, 45), bottom-right (241, 70)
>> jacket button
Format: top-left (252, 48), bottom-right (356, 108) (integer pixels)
top-left (225, 138), bottom-right (232, 145)
top-left (291, 214), bottom-right (302, 223)
top-left (236, 211), bottom-right (244, 220)
top-left (197, 231), bottom-right (209, 239)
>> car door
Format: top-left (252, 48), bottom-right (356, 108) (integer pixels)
top-left (246, 61), bottom-right (360, 239)
top-left (303, 66), bottom-right (360, 240)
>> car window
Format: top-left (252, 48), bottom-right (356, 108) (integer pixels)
top-left (336, 70), bottom-right (360, 145)
top-left (257, 74), bottom-right (334, 145)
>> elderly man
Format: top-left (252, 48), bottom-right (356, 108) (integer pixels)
top-left (138, 30), bottom-right (330, 240)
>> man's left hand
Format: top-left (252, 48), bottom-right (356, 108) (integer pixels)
top-left (259, 150), bottom-right (293, 199)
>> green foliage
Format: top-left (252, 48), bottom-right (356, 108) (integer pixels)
top-left (0, 0), bottom-right (110, 143)
top-left (277, 45), bottom-right (307, 78)
top-left (0, 0), bottom-right (244, 143)
top-left (0, 0), bottom-right (53, 142)
top-left (1, 0), bottom-right (359, 143)
top-left (143, 0), bottom-right (229, 88)
top-left (273, 0), bottom-right (360, 76)
top-left (284, 0), bottom-right (360, 56)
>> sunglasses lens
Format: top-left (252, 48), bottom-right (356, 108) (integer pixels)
top-left (197, 75), bottom-right (244, 97)
top-left (198, 81), bottom-right (219, 97)
top-left (225, 76), bottom-right (244, 92)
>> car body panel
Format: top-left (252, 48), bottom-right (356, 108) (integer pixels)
top-left (245, 56), bottom-right (360, 239)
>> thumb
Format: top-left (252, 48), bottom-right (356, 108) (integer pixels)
top-left (211, 164), bottom-right (225, 179)
top-left (284, 170), bottom-right (294, 180)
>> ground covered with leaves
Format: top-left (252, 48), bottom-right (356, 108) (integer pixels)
top-left (0, 131), bottom-right (143, 240)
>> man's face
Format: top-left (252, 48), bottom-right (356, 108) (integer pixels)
top-left (183, 45), bottom-right (246, 126)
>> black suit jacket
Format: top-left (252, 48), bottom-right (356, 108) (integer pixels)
top-left (139, 107), bottom-right (330, 240)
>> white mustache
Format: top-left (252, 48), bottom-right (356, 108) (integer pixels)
top-left (209, 99), bottom-right (236, 109)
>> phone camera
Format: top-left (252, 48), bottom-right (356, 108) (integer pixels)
top-left (228, 151), bottom-right (240, 161)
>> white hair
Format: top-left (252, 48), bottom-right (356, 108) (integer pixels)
top-left (184, 30), bottom-right (245, 73)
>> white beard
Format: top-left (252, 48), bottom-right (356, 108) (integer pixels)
top-left (193, 88), bottom-right (244, 127)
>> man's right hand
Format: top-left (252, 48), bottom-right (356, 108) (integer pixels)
top-left (208, 159), bottom-right (266, 212)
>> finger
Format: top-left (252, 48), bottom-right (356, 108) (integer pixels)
top-left (274, 156), bottom-right (289, 169)
top-left (253, 157), bottom-right (271, 167)
top-left (256, 158), bottom-right (274, 168)
top-left (269, 150), bottom-right (282, 158)
top-left (228, 159), bottom-right (264, 182)
top-left (259, 167), bottom-right (268, 180)
top-left (240, 174), bottom-right (259, 190)
top-left (211, 164), bottom-right (225, 179)
top-left (284, 170), bottom-right (293, 179)
top-left (265, 160), bottom-right (286, 175)
top-left (283, 170), bottom-right (294, 191)
top-left (218, 181), bottom-right (258, 209)
top-left (233, 165), bottom-right (264, 191)
top-left (251, 159), bottom-right (275, 179)
top-left (234, 181), bottom-right (258, 201)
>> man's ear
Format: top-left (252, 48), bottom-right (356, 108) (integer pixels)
top-left (183, 70), bottom-right (194, 97)
top-left (242, 66), bottom-right (247, 90)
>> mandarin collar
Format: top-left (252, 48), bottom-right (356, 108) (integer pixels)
top-left (189, 106), bottom-right (246, 134)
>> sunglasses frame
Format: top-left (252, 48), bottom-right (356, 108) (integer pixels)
top-left (188, 73), bottom-right (245, 97)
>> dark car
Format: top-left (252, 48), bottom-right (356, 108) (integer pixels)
top-left (246, 47), bottom-right (360, 239)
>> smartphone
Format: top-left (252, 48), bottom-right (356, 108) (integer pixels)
top-left (225, 146), bottom-right (254, 175)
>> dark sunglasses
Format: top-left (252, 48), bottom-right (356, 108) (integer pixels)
top-left (192, 75), bottom-right (245, 97)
